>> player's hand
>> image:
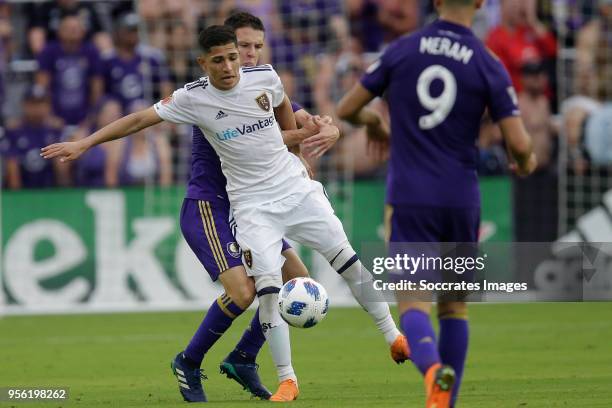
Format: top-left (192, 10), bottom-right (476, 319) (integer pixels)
top-left (510, 152), bottom-right (537, 177)
top-left (301, 115), bottom-right (320, 135)
top-left (302, 116), bottom-right (340, 159)
top-left (40, 140), bottom-right (88, 162)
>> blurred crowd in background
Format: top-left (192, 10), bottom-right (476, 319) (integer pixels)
top-left (0, 0), bottom-right (611, 239)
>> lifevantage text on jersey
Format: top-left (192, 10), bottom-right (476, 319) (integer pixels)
top-left (214, 115), bottom-right (275, 141)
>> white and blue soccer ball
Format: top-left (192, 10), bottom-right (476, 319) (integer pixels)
top-left (278, 277), bottom-right (329, 328)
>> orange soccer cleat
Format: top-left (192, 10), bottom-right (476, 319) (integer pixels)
top-left (270, 378), bottom-right (299, 402)
top-left (424, 363), bottom-right (455, 408)
top-left (390, 334), bottom-right (411, 364)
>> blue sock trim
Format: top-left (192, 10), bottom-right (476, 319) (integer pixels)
top-left (226, 301), bottom-right (245, 317)
top-left (336, 254), bottom-right (359, 274)
top-left (257, 286), bottom-right (280, 297)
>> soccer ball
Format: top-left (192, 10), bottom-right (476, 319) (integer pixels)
top-left (278, 277), bottom-right (329, 328)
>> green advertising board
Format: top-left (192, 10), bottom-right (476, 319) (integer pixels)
top-left (0, 178), bottom-right (512, 313)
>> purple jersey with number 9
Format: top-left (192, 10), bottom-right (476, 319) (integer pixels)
top-left (361, 19), bottom-right (519, 208)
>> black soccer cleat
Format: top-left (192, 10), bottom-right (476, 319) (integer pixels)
top-left (171, 352), bottom-right (207, 402)
top-left (219, 357), bottom-right (272, 400)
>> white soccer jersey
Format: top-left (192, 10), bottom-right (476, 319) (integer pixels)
top-left (154, 65), bottom-right (307, 206)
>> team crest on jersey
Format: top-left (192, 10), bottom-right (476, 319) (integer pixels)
top-left (243, 249), bottom-right (253, 268)
top-left (227, 242), bottom-right (241, 258)
top-left (255, 93), bottom-right (270, 111)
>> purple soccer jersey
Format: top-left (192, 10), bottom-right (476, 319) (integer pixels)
top-left (361, 19), bottom-right (519, 208)
top-left (1, 124), bottom-right (61, 188)
top-left (100, 47), bottom-right (171, 109)
top-left (37, 41), bottom-right (101, 125)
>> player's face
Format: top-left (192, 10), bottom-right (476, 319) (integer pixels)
top-left (235, 27), bottom-right (265, 67)
top-left (198, 43), bottom-right (241, 90)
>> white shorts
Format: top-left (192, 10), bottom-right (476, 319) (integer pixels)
top-left (233, 179), bottom-right (348, 277)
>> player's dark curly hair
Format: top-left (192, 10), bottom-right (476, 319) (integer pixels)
top-left (224, 11), bottom-right (265, 33)
top-left (198, 25), bottom-right (237, 54)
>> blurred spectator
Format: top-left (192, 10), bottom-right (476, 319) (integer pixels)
top-left (100, 13), bottom-right (173, 110)
top-left (0, 0), bottom-right (12, 122)
top-left (376, 0), bottom-right (421, 42)
top-left (486, 0), bottom-right (557, 95)
top-left (518, 61), bottom-right (556, 171)
top-left (166, 21), bottom-right (200, 85)
top-left (575, 0), bottom-right (612, 101)
top-left (582, 103), bottom-right (612, 165)
top-left (139, 0), bottom-right (203, 50)
top-left (117, 100), bottom-right (173, 186)
top-left (35, 13), bottom-right (103, 127)
top-left (560, 95), bottom-right (601, 174)
top-left (513, 60), bottom-right (558, 242)
top-left (271, 0), bottom-right (344, 109)
top-left (326, 52), bottom-right (387, 178)
top-left (0, 86), bottom-right (68, 189)
top-left (71, 97), bottom-right (123, 188)
top-left (345, 0), bottom-right (385, 52)
top-left (26, 0), bottom-right (111, 55)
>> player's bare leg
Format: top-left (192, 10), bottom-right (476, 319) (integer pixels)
top-left (281, 248), bottom-right (310, 281)
top-left (398, 299), bottom-right (455, 408)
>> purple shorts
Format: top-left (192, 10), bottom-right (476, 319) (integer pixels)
top-left (388, 205), bottom-right (480, 244)
top-left (180, 198), bottom-right (293, 281)
top-left (387, 205), bottom-right (480, 297)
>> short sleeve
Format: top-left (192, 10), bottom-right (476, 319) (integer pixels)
top-left (153, 86), bottom-right (199, 125)
top-left (291, 101), bottom-right (303, 113)
top-left (268, 67), bottom-right (285, 107)
top-left (360, 50), bottom-right (392, 97)
top-left (482, 52), bottom-right (520, 122)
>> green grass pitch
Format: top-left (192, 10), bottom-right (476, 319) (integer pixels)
top-left (1, 303), bottom-right (611, 407)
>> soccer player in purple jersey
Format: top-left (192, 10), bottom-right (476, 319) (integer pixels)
top-left (337, 1), bottom-right (537, 407)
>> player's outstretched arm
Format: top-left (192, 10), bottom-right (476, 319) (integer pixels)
top-left (41, 107), bottom-right (163, 162)
top-left (499, 116), bottom-right (538, 177)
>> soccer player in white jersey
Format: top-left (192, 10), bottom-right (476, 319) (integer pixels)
top-left (41, 25), bottom-right (409, 401)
